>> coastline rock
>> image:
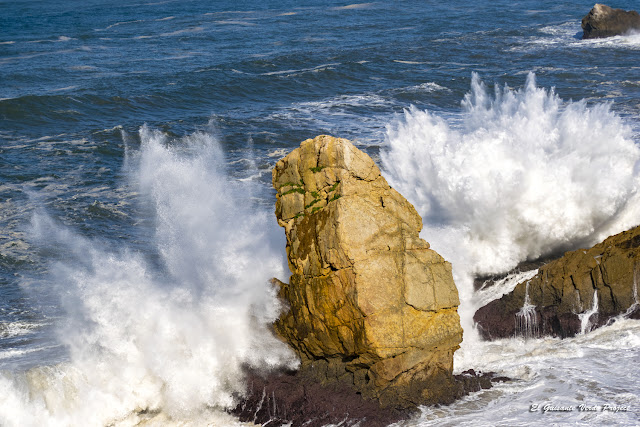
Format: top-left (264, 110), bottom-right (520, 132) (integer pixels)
top-left (230, 367), bottom-right (507, 427)
top-left (581, 4), bottom-right (640, 39)
top-left (231, 367), bottom-right (406, 427)
top-left (474, 226), bottom-right (640, 340)
top-left (271, 135), bottom-right (463, 409)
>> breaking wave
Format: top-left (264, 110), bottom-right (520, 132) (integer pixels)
top-left (382, 72), bottom-right (640, 276)
top-left (381, 72), bottom-right (640, 364)
top-left (0, 127), bottom-right (297, 426)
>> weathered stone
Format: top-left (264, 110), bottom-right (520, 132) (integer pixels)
top-left (474, 225), bottom-right (640, 339)
top-left (272, 135), bottom-right (463, 409)
top-left (582, 4), bottom-right (640, 39)
top-left (229, 366), bottom-right (505, 427)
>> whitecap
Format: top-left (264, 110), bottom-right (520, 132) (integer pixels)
top-left (332, 3), bottom-right (376, 10)
top-left (214, 20), bottom-right (257, 26)
top-left (261, 62), bottom-right (340, 76)
top-left (393, 60), bottom-right (428, 65)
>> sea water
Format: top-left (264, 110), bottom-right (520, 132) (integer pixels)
top-left (1, 0), bottom-right (639, 425)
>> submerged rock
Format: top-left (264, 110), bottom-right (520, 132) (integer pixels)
top-left (581, 4), bottom-right (640, 39)
top-left (474, 225), bottom-right (640, 339)
top-left (270, 135), bottom-right (463, 409)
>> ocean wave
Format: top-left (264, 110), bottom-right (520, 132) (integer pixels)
top-left (414, 318), bottom-right (640, 426)
top-left (0, 49), bottom-right (78, 64)
top-left (214, 20), bottom-right (257, 27)
top-left (0, 127), bottom-right (297, 426)
top-left (382, 72), bottom-right (640, 366)
top-left (513, 21), bottom-right (640, 52)
top-left (383, 72), bottom-right (640, 276)
top-left (0, 322), bottom-right (43, 339)
top-left (399, 82), bottom-right (451, 93)
top-left (0, 345), bottom-right (56, 361)
top-left (260, 62), bottom-right (340, 76)
top-left (160, 26), bottom-right (205, 37)
top-left (96, 19), bottom-right (145, 31)
top-left (262, 92), bottom-right (393, 142)
top-left (393, 60), bottom-right (428, 65)
top-left (331, 2), bottom-right (376, 10)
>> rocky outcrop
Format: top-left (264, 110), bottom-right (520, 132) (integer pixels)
top-left (270, 135), bottom-right (463, 409)
top-left (230, 367), bottom-right (507, 427)
top-left (474, 226), bottom-right (640, 340)
top-left (582, 4), bottom-right (640, 39)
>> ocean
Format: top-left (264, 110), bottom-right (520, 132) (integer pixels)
top-left (1, 0), bottom-right (639, 425)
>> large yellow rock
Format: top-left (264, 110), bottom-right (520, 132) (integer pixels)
top-left (272, 135), bottom-right (463, 408)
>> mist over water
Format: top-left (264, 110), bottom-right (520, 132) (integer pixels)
top-left (0, 129), bottom-right (297, 426)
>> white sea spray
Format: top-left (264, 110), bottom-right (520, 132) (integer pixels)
top-left (0, 127), bottom-right (297, 426)
top-left (381, 72), bottom-right (640, 368)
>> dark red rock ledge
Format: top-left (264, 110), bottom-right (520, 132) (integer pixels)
top-left (230, 367), bottom-right (508, 427)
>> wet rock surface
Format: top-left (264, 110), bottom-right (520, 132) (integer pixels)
top-left (230, 367), bottom-right (508, 427)
top-left (475, 225), bottom-right (640, 339)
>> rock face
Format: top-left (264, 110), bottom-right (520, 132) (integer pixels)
top-left (230, 367), bottom-right (505, 427)
top-left (474, 226), bottom-right (640, 340)
top-left (582, 4), bottom-right (640, 39)
top-left (271, 135), bottom-right (463, 409)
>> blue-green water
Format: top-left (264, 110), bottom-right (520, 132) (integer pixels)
top-left (1, 1), bottom-right (640, 425)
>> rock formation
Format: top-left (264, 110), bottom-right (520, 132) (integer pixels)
top-left (230, 367), bottom-right (505, 427)
top-left (475, 226), bottom-right (640, 339)
top-left (270, 135), bottom-right (463, 409)
top-left (582, 4), bottom-right (640, 39)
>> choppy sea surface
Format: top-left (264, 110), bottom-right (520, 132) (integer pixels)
top-left (1, 0), bottom-right (640, 425)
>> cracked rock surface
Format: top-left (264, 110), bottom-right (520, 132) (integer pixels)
top-left (474, 225), bottom-right (640, 339)
top-left (271, 135), bottom-right (463, 408)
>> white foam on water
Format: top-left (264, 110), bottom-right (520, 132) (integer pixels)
top-left (331, 3), bottom-right (376, 10)
top-left (381, 72), bottom-right (640, 368)
top-left (0, 126), bottom-right (297, 426)
top-left (260, 63), bottom-right (340, 76)
top-left (213, 20), bottom-right (257, 27)
top-left (409, 319), bottom-right (640, 426)
top-left (515, 21), bottom-right (640, 52)
top-left (0, 321), bottom-right (45, 339)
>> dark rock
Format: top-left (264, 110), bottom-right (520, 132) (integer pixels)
top-left (230, 367), bottom-right (407, 427)
top-left (582, 4), bottom-right (640, 39)
top-left (474, 225), bottom-right (640, 340)
top-left (230, 367), bottom-right (509, 427)
top-left (628, 304), bottom-right (640, 319)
